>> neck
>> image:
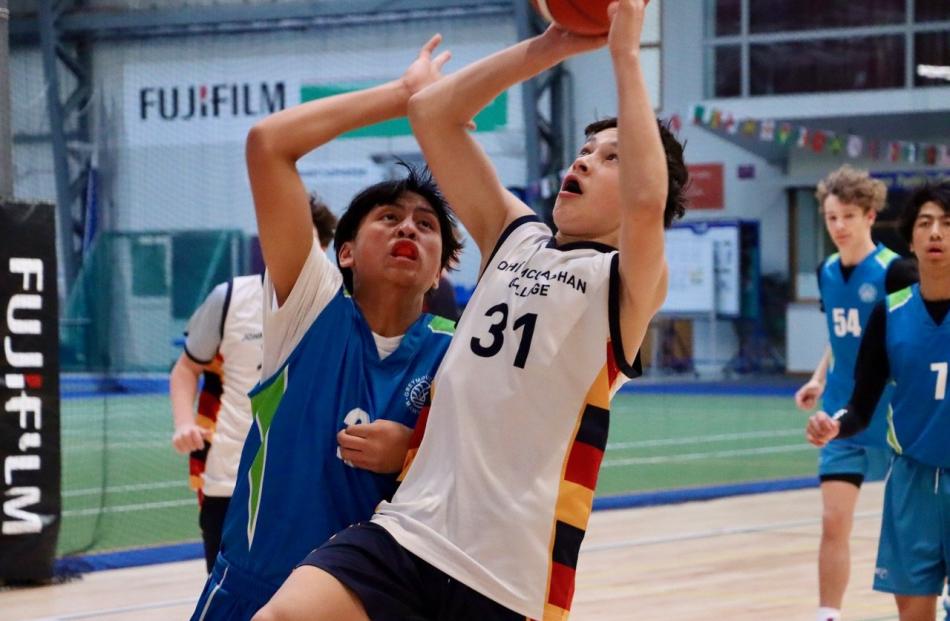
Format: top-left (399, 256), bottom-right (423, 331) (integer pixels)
top-left (919, 264), bottom-right (950, 301)
top-left (554, 231), bottom-right (618, 248)
top-left (353, 285), bottom-right (424, 337)
top-left (838, 238), bottom-right (876, 266)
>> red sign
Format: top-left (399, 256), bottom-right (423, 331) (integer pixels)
top-left (685, 163), bottom-right (724, 210)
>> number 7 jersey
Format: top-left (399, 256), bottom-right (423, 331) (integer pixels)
top-left (373, 217), bottom-right (642, 621)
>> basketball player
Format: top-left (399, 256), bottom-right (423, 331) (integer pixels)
top-left (255, 2), bottom-right (688, 620)
top-left (189, 36), bottom-right (462, 621)
top-left (807, 182), bottom-right (950, 621)
top-left (793, 166), bottom-right (918, 621)
top-left (170, 197), bottom-right (337, 573)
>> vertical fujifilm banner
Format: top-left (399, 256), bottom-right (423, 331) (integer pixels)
top-left (0, 201), bottom-right (60, 582)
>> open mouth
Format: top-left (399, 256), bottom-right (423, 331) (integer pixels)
top-left (560, 176), bottom-right (583, 196)
top-left (391, 240), bottom-right (419, 260)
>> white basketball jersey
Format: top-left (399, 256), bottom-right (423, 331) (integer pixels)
top-left (201, 275), bottom-right (264, 497)
top-left (373, 217), bottom-right (640, 620)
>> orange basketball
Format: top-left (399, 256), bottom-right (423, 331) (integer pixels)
top-left (530, 0), bottom-right (648, 35)
top-left (530, 0), bottom-right (612, 35)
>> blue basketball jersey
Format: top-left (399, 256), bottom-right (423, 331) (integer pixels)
top-left (217, 288), bottom-right (453, 592)
top-left (885, 284), bottom-right (950, 468)
top-left (819, 244), bottom-right (898, 447)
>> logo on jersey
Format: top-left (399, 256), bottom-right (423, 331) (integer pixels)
top-left (859, 283), bottom-right (878, 303)
top-left (875, 566), bottom-right (889, 580)
top-left (404, 375), bottom-right (433, 414)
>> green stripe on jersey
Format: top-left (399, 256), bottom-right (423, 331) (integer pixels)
top-left (428, 315), bottom-right (456, 336)
top-left (875, 246), bottom-right (899, 268)
top-left (246, 366), bottom-right (288, 547)
top-left (887, 286), bottom-right (913, 312)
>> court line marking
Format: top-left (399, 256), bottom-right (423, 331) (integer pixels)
top-left (26, 596), bottom-right (199, 620)
top-left (602, 443), bottom-right (809, 467)
top-left (62, 499), bottom-right (193, 518)
top-left (606, 428), bottom-right (802, 450)
top-left (582, 509), bottom-right (881, 552)
top-left (63, 480), bottom-right (186, 498)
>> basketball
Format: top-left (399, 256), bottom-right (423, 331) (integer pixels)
top-left (530, 0), bottom-right (632, 35)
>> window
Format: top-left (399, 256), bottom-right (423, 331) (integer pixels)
top-left (712, 0), bottom-right (740, 36)
top-left (750, 36), bottom-right (905, 95)
top-left (916, 0), bottom-right (950, 22)
top-left (915, 31), bottom-right (950, 87)
top-left (749, 0), bottom-right (905, 33)
top-left (713, 45), bottom-right (741, 97)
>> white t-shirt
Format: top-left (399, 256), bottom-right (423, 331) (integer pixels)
top-left (373, 218), bottom-right (640, 620)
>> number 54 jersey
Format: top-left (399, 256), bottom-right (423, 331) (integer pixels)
top-left (374, 216), bottom-right (642, 621)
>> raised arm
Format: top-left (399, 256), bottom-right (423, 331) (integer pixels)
top-left (408, 29), bottom-right (604, 263)
top-left (611, 0), bottom-right (671, 358)
top-left (247, 36), bottom-right (451, 304)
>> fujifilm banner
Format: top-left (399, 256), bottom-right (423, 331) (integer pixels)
top-left (0, 201), bottom-right (60, 582)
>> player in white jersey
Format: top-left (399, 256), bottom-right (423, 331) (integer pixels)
top-left (169, 199), bottom-right (337, 571)
top-left (254, 2), bottom-right (688, 620)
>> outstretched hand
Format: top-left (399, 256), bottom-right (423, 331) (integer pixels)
top-left (402, 34), bottom-right (453, 97)
top-left (607, 0), bottom-right (649, 57)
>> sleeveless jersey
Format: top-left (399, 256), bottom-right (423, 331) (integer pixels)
top-left (373, 217), bottom-right (641, 621)
top-left (190, 275), bottom-right (264, 498)
top-left (819, 244), bottom-right (898, 447)
top-left (216, 288), bottom-right (454, 593)
top-left (884, 284), bottom-right (950, 467)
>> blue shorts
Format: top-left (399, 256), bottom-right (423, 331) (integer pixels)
top-left (301, 522), bottom-right (527, 621)
top-left (191, 554), bottom-right (280, 621)
top-left (874, 456), bottom-right (950, 596)
top-left (818, 439), bottom-right (891, 483)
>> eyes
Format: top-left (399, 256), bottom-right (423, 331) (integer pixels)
top-left (576, 147), bottom-right (618, 162)
top-left (379, 210), bottom-right (437, 231)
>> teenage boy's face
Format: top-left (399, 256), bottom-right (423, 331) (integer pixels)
top-left (553, 128), bottom-right (621, 242)
top-left (339, 191), bottom-right (443, 295)
top-left (910, 201), bottom-right (950, 270)
top-left (822, 194), bottom-right (875, 253)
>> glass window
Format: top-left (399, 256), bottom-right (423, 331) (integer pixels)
top-left (712, 0), bottom-right (741, 36)
top-left (750, 36), bottom-right (905, 95)
top-left (714, 45), bottom-right (742, 97)
top-left (750, 0), bottom-right (905, 33)
top-left (916, 0), bottom-right (950, 22)
top-left (915, 31), bottom-right (950, 87)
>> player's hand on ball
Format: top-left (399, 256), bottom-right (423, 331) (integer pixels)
top-left (337, 420), bottom-right (413, 474)
top-left (607, 0), bottom-right (647, 58)
top-left (794, 379), bottom-right (824, 411)
top-left (172, 422), bottom-right (210, 453)
top-left (401, 34), bottom-right (453, 97)
top-left (805, 411), bottom-right (840, 447)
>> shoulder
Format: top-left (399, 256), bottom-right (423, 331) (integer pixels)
top-left (885, 285), bottom-right (915, 313)
top-left (481, 215), bottom-right (549, 272)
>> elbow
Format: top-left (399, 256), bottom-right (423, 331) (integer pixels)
top-left (407, 90), bottom-right (439, 127)
top-left (245, 122), bottom-right (276, 166)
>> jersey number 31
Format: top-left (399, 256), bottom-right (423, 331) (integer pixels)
top-left (470, 303), bottom-right (538, 369)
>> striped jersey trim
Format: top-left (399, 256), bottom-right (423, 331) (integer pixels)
top-left (543, 358), bottom-right (612, 619)
top-left (190, 354), bottom-right (224, 498)
top-left (875, 246), bottom-right (899, 269)
top-left (887, 286), bottom-right (913, 312)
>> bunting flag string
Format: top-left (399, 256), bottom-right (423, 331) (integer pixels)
top-left (680, 105), bottom-right (950, 166)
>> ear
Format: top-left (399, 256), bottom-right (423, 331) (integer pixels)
top-left (867, 209), bottom-right (878, 225)
top-left (337, 241), bottom-right (355, 269)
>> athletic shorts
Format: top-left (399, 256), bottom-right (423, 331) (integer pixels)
top-left (301, 522), bottom-right (528, 621)
top-left (818, 439), bottom-right (892, 483)
top-left (190, 553), bottom-right (280, 621)
top-left (874, 455), bottom-right (950, 596)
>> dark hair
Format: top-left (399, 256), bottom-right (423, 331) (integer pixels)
top-left (333, 163), bottom-right (463, 294)
top-left (308, 194), bottom-right (338, 249)
top-left (899, 181), bottom-right (950, 243)
top-left (584, 117), bottom-right (689, 228)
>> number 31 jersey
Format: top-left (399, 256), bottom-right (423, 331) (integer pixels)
top-left (374, 216), bottom-right (642, 621)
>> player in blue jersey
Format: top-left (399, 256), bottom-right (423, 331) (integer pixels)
top-left (794, 165), bottom-right (918, 621)
top-left (190, 35), bottom-right (462, 621)
top-left (808, 181), bottom-right (950, 621)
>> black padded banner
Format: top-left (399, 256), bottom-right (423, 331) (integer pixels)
top-left (0, 201), bottom-right (60, 582)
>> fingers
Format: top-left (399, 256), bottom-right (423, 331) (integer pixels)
top-left (433, 50), bottom-right (452, 72)
top-left (421, 33), bottom-right (443, 56)
top-left (607, 1), bottom-right (620, 20)
top-left (172, 427), bottom-right (207, 454)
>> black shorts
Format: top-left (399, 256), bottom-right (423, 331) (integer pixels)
top-left (199, 495), bottom-right (231, 573)
top-left (301, 522), bottom-right (528, 621)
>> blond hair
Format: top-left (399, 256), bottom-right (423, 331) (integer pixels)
top-left (815, 165), bottom-right (887, 213)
